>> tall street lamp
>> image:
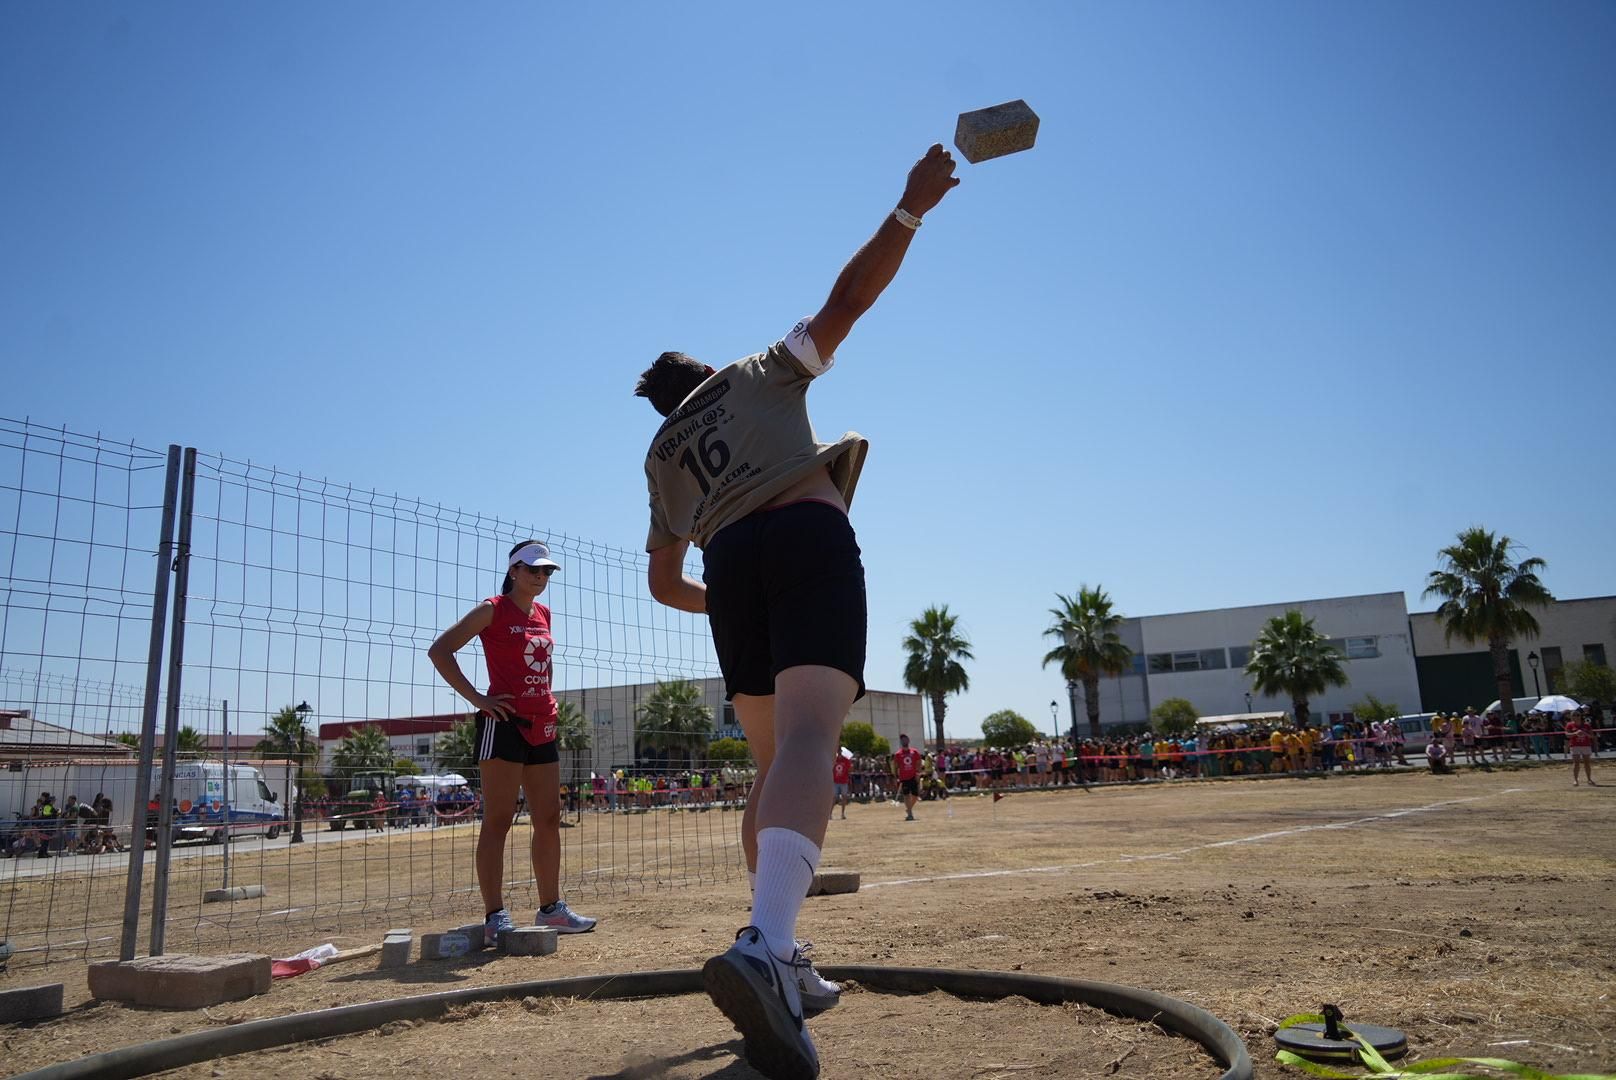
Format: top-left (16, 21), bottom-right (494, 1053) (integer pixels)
top-left (1066, 678), bottom-right (1081, 743)
top-left (1049, 700), bottom-right (1059, 738)
top-left (1527, 652), bottom-right (1541, 700)
top-left (1245, 692), bottom-right (1253, 714)
top-left (290, 701), bottom-right (312, 844)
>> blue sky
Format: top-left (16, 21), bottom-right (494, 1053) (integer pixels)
top-left (4, 2), bottom-right (1613, 738)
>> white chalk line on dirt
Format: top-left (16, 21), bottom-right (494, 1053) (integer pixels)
top-left (863, 789), bottom-right (1525, 891)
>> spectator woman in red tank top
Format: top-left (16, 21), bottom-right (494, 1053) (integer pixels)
top-left (1565, 710), bottom-right (1598, 787)
top-left (428, 540), bottom-right (597, 944)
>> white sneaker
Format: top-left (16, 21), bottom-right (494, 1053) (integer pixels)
top-left (534, 900), bottom-right (597, 934)
top-left (791, 940), bottom-right (841, 1014)
top-left (703, 926), bottom-right (819, 1080)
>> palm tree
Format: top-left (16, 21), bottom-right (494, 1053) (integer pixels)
top-left (174, 725), bottom-right (207, 757)
top-left (256, 705), bottom-right (317, 762)
top-left (433, 716), bottom-right (479, 781)
top-left (634, 681), bottom-right (713, 768)
top-left (331, 725), bottom-right (395, 784)
top-left (1244, 611), bottom-right (1348, 728)
top-left (902, 605), bottom-right (973, 753)
top-left (1041, 586), bottom-right (1133, 739)
top-left (556, 700), bottom-right (590, 808)
top-left (1423, 527), bottom-right (1553, 720)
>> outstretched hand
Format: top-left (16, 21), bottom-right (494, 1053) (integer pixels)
top-left (899, 144), bottom-right (961, 219)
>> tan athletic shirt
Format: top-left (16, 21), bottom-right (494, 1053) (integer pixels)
top-left (645, 319), bottom-right (868, 551)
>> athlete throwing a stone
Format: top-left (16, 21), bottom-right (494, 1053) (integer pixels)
top-left (635, 145), bottom-right (959, 1080)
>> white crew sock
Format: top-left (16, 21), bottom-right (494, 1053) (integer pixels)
top-left (747, 869), bottom-right (757, 895)
top-left (750, 827), bottom-right (819, 962)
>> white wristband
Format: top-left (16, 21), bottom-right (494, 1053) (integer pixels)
top-left (893, 208), bottom-right (922, 231)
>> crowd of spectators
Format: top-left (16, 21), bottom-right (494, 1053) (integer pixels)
top-left (248, 702), bottom-right (1613, 832)
top-left (1, 791), bottom-right (124, 858)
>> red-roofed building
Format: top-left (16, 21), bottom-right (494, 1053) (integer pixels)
top-left (315, 713), bottom-right (470, 770)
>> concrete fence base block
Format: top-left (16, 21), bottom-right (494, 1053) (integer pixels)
top-left (380, 930), bottom-right (413, 969)
top-left (815, 870), bottom-right (861, 895)
top-left (455, 923), bottom-right (491, 951)
top-left (0, 982), bottom-right (65, 1023)
top-left (498, 927), bottom-right (558, 957)
top-left (202, 885), bottom-right (267, 903)
top-left (88, 954), bottom-right (271, 1009)
top-left (419, 931), bottom-right (473, 961)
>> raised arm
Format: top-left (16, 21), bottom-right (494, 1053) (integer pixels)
top-left (806, 144), bottom-right (961, 359)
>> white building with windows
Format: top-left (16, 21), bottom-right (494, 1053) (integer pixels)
top-left (555, 679), bottom-right (920, 778)
top-left (1084, 592), bottom-right (1423, 730)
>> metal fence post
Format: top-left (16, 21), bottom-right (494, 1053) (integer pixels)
top-left (150, 447), bottom-right (197, 956)
top-left (119, 445), bottom-right (181, 962)
top-left (221, 699), bottom-right (231, 892)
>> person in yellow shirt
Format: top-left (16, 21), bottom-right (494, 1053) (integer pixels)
top-left (1284, 730), bottom-right (1305, 772)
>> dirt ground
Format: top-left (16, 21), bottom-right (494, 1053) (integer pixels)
top-left (4, 761), bottom-right (1614, 1079)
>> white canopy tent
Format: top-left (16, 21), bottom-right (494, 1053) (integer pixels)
top-left (395, 773), bottom-right (469, 790)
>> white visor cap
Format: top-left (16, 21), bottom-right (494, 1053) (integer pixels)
top-left (509, 542), bottom-right (560, 572)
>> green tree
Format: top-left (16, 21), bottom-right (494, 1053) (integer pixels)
top-left (1350, 693), bottom-right (1401, 724)
top-left (1423, 527), bottom-right (1553, 722)
top-left (331, 725), bottom-right (394, 782)
top-left (256, 706), bottom-right (318, 761)
top-left (391, 757), bottom-right (417, 777)
top-left (255, 705), bottom-right (321, 795)
top-left (1150, 697), bottom-right (1198, 736)
top-left (634, 680), bottom-right (713, 767)
top-left (705, 737), bottom-right (754, 766)
top-left (840, 721), bottom-right (883, 757)
top-left (980, 709), bottom-right (1039, 748)
top-left (433, 716), bottom-right (479, 780)
top-left (174, 725), bottom-right (206, 757)
top-left (556, 699), bottom-right (590, 753)
top-left (1041, 586), bottom-right (1133, 740)
top-left (902, 605), bottom-right (973, 753)
top-left (114, 732), bottom-right (139, 749)
top-left (1244, 611), bottom-right (1349, 729)
top-left (1558, 660), bottom-right (1616, 707)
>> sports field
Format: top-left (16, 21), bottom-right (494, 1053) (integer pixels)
top-left (5, 762), bottom-right (1614, 1079)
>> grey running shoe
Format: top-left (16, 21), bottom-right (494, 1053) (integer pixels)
top-left (534, 900), bottom-right (597, 934)
top-left (792, 940), bottom-right (841, 1014)
top-left (703, 926), bottom-right (819, 1080)
top-left (484, 908), bottom-right (515, 947)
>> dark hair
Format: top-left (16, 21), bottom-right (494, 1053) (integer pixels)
top-left (501, 538), bottom-right (543, 595)
top-left (634, 352), bottom-right (709, 416)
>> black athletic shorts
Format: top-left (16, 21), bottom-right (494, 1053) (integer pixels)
top-left (703, 500), bottom-right (867, 700)
top-left (900, 777), bottom-right (920, 797)
top-left (475, 713), bottom-right (560, 767)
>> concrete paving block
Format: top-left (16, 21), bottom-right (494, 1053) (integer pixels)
top-left (805, 873), bottom-right (824, 898)
top-left (0, 982), bottom-right (64, 1023)
top-left (497, 927), bottom-right (558, 957)
top-left (954, 99), bottom-right (1040, 163)
top-left (419, 931), bottom-right (473, 961)
top-left (815, 870), bottom-right (861, 895)
top-left (455, 923), bottom-right (490, 951)
top-left (380, 930), bottom-right (413, 969)
top-left (88, 954), bottom-right (270, 1009)
top-left (202, 884), bottom-right (267, 903)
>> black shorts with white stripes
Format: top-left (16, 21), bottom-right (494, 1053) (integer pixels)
top-left (475, 712), bottom-right (560, 766)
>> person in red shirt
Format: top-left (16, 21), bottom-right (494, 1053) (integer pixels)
top-left (831, 751), bottom-right (852, 820)
top-left (1566, 711), bottom-right (1598, 787)
top-left (893, 733), bottom-right (924, 822)
top-left (429, 539), bottom-right (597, 944)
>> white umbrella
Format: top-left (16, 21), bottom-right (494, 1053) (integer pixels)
top-left (1532, 695), bottom-right (1581, 714)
